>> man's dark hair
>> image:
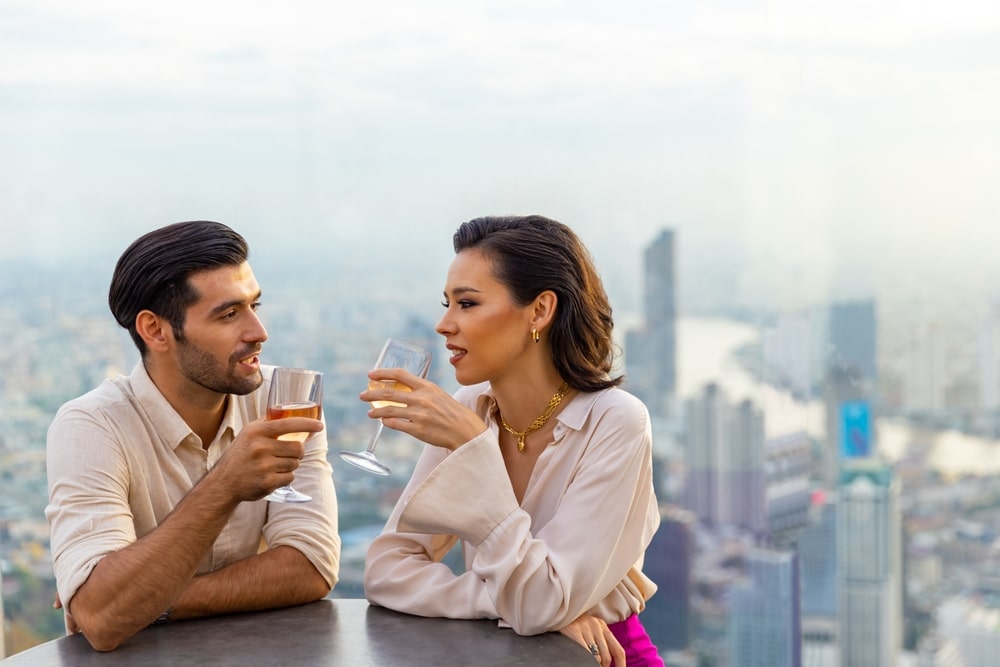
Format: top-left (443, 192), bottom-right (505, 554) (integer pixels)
top-left (108, 220), bottom-right (250, 356)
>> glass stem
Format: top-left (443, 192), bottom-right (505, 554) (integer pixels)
top-left (366, 419), bottom-right (385, 454)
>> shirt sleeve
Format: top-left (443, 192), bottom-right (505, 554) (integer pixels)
top-left (261, 417), bottom-right (341, 589)
top-left (45, 402), bottom-right (139, 610)
top-left (367, 390), bottom-right (660, 635)
top-left (363, 442), bottom-right (499, 620)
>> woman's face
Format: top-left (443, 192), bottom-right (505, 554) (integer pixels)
top-left (435, 249), bottom-right (534, 386)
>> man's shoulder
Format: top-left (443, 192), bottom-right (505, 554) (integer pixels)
top-left (53, 373), bottom-right (138, 425)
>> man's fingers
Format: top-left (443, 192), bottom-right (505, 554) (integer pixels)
top-left (259, 417), bottom-right (323, 438)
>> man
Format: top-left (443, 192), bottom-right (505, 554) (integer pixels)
top-left (46, 220), bottom-right (340, 651)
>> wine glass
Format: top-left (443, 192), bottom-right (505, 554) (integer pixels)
top-left (339, 338), bottom-right (432, 475)
top-left (265, 367), bottom-right (323, 502)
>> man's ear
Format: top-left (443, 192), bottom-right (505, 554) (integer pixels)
top-left (135, 310), bottom-right (171, 352)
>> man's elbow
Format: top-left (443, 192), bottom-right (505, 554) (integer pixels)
top-left (77, 621), bottom-right (132, 653)
top-left (293, 566), bottom-right (335, 604)
top-left (314, 577), bottom-right (334, 600)
top-left (84, 634), bottom-right (125, 653)
top-left (71, 605), bottom-right (140, 652)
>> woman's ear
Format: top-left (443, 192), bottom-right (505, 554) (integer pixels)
top-left (530, 290), bottom-right (558, 330)
top-left (135, 310), bottom-right (171, 352)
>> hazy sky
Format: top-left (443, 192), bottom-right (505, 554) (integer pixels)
top-left (2, 0), bottom-right (999, 313)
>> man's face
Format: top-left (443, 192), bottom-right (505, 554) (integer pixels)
top-left (172, 262), bottom-right (268, 396)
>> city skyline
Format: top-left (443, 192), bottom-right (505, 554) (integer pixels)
top-left (2, 227), bottom-right (1000, 662)
top-left (3, 1), bottom-right (1000, 314)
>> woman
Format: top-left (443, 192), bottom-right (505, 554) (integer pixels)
top-left (362, 215), bottom-right (663, 666)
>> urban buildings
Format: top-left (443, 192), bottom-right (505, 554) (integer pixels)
top-left (683, 383), bottom-right (770, 536)
top-left (837, 460), bottom-right (902, 667)
top-left (643, 506), bottom-right (696, 654)
top-left (727, 548), bottom-right (801, 667)
top-left (625, 229), bottom-right (677, 417)
top-left (828, 299), bottom-right (878, 391)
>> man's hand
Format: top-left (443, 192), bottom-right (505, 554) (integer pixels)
top-left (208, 416), bottom-right (323, 502)
top-left (559, 613), bottom-right (625, 667)
top-left (54, 593), bottom-right (80, 634)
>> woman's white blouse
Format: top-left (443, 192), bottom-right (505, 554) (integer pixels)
top-left (364, 382), bottom-right (660, 635)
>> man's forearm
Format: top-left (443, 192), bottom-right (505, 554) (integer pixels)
top-left (174, 545), bottom-right (331, 618)
top-left (68, 477), bottom-right (239, 651)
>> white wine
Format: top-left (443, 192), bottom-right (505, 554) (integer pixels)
top-left (368, 379), bottom-right (412, 409)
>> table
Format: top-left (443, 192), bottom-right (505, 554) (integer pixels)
top-left (0, 598), bottom-right (596, 666)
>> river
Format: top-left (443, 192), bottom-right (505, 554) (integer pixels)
top-left (678, 316), bottom-right (1000, 477)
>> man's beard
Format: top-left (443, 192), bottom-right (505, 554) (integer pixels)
top-left (176, 338), bottom-right (263, 396)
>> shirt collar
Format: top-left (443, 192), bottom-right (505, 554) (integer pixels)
top-left (130, 362), bottom-right (245, 450)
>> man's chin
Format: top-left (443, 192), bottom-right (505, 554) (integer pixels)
top-left (231, 371), bottom-right (264, 396)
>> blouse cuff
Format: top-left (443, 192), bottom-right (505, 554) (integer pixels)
top-left (397, 429), bottom-right (519, 546)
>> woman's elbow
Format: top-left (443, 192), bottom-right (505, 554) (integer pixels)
top-left (506, 614), bottom-right (556, 637)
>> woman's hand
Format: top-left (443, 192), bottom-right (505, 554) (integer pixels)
top-left (559, 614), bottom-right (625, 667)
top-left (361, 368), bottom-right (487, 451)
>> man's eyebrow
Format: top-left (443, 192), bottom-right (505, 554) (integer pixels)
top-left (208, 291), bottom-right (262, 316)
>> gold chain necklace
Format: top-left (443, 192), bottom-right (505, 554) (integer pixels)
top-left (498, 382), bottom-right (570, 453)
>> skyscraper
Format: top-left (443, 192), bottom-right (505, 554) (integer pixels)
top-left (822, 365), bottom-right (870, 489)
top-left (837, 460), bottom-right (902, 667)
top-left (0, 578), bottom-right (5, 659)
top-left (643, 505), bottom-right (696, 652)
top-left (626, 229), bottom-right (676, 417)
top-left (728, 548), bottom-right (802, 667)
top-left (799, 493), bottom-right (838, 620)
top-left (800, 493), bottom-right (838, 658)
top-left (683, 384), bottom-right (767, 534)
top-left (828, 299), bottom-right (878, 389)
top-left (764, 431), bottom-right (813, 547)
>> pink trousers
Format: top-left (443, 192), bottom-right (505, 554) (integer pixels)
top-left (607, 614), bottom-right (664, 667)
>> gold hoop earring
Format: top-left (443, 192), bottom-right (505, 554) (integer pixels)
top-left (531, 328), bottom-right (540, 343)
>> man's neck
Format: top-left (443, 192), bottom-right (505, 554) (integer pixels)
top-left (144, 360), bottom-right (228, 449)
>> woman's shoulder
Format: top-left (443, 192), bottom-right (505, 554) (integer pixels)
top-left (562, 386), bottom-right (651, 439)
top-left (587, 385), bottom-right (650, 418)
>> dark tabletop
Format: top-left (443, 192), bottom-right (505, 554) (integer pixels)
top-left (0, 598), bottom-right (597, 666)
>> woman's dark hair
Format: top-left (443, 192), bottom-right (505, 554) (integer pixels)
top-left (452, 215), bottom-right (622, 392)
top-left (108, 220), bottom-right (250, 356)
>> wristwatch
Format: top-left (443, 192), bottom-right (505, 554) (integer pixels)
top-left (152, 607), bottom-right (173, 625)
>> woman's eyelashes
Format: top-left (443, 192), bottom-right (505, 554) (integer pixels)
top-left (441, 299), bottom-right (477, 309)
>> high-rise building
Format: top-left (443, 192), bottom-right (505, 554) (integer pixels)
top-left (762, 311), bottom-right (817, 399)
top-left (683, 384), bottom-right (766, 533)
top-left (799, 493), bottom-right (838, 619)
top-left (728, 548), bottom-right (802, 667)
top-left (822, 365), bottom-right (870, 489)
top-left (643, 505), bottom-right (696, 652)
top-left (905, 321), bottom-right (948, 415)
top-left (0, 577), bottom-right (5, 659)
top-left (828, 299), bottom-right (878, 390)
top-left (765, 431), bottom-right (813, 547)
top-left (800, 492), bottom-right (838, 658)
top-left (837, 460), bottom-right (902, 667)
top-left (626, 229), bottom-right (676, 417)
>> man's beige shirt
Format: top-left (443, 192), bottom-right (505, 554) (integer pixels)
top-left (46, 363), bottom-right (340, 608)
